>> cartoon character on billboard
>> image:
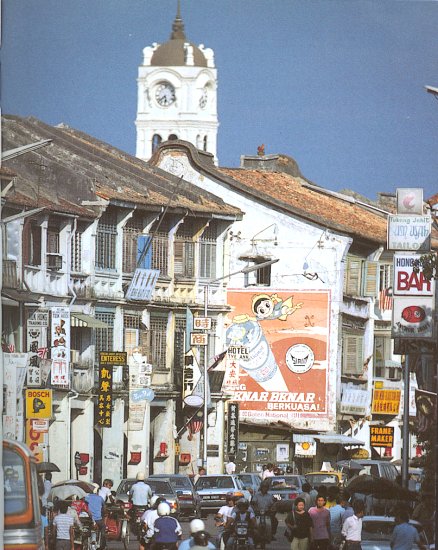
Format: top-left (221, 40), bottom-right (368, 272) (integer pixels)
top-left (226, 293), bottom-right (303, 392)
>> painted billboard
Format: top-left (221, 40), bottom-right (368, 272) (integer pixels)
top-left (223, 289), bottom-right (330, 426)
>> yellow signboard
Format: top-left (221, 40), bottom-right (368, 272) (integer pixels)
top-left (99, 352), bottom-right (128, 366)
top-left (25, 389), bottom-right (52, 419)
top-left (371, 389), bottom-right (401, 415)
top-left (370, 426), bottom-right (394, 448)
top-left (175, 443), bottom-right (181, 455)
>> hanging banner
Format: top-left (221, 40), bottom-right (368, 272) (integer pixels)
top-left (27, 310), bottom-right (48, 387)
top-left (96, 354), bottom-right (114, 428)
top-left (3, 353), bottom-right (29, 439)
top-left (227, 402), bottom-right (239, 457)
top-left (50, 307), bottom-right (70, 388)
top-left (183, 350), bottom-right (203, 407)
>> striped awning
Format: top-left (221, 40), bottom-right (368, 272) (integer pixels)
top-left (71, 313), bottom-right (108, 328)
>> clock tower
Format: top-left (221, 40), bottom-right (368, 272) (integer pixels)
top-left (136, 2), bottom-right (218, 162)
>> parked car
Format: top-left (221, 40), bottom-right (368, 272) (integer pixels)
top-left (236, 473), bottom-right (261, 498)
top-left (194, 474), bottom-right (251, 516)
top-left (305, 470), bottom-right (346, 489)
top-left (264, 474), bottom-right (305, 512)
top-left (149, 474), bottom-right (201, 518)
top-left (361, 515), bottom-right (430, 549)
top-left (353, 460), bottom-right (399, 482)
top-left (114, 478), bottom-right (179, 516)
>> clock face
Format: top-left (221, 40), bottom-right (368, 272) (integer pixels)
top-left (155, 82), bottom-right (176, 107)
top-left (199, 88), bottom-right (208, 109)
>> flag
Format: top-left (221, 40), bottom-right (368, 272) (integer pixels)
top-left (187, 409), bottom-right (204, 437)
top-left (208, 349), bottom-right (227, 371)
top-left (379, 289), bottom-right (393, 311)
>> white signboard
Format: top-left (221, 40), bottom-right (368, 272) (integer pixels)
top-left (50, 307), bottom-right (70, 388)
top-left (340, 387), bottom-right (369, 415)
top-left (393, 253), bottom-right (434, 296)
top-left (387, 215), bottom-right (431, 251)
top-left (392, 296), bottom-right (434, 339)
top-left (126, 268), bottom-right (159, 301)
top-left (193, 317), bottom-right (212, 330)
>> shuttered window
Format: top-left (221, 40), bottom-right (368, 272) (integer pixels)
top-left (362, 261), bottom-right (378, 297)
top-left (344, 256), bottom-right (379, 298)
top-left (342, 333), bottom-right (364, 375)
top-left (344, 257), bottom-right (362, 296)
top-left (174, 238), bottom-right (195, 278)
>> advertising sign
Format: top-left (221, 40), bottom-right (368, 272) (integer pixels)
top-left (194, 317), bottom-right (212, 330)
top-left (387, 215), bottom-right (431, 251)
top-left (340, 387), bottom-right (369, 416)
top-left (391, 296), bottom-right (434, 339)
top-left (396, 188), bottom-right (423, 215)
top-left (50, 307), bottom-right (70, 388)
top-left (393, 253), bottom-right (434, 296)
top-left (26, 419), bottom-right (46, 462)
top-left (370, 426), bottom-right (394, 448)
top-left (223, 290), bottom-right (330, 426)
top-left (371, 387), bottom-right (401, 416)
top-left (96, 363), bottom-right (113, 428)
top-left (25, 389), bottom-right (52, 419)
top-left (227, 402), bottom-right (239, 457)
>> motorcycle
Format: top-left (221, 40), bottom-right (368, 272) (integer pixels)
top-left (233, 516), bottom-right (251, 550)
top-left (254, 510), bottom-right (272, 549)
top-left (130, 505), bottom-right (149, 539)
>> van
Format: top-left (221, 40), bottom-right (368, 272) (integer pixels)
top-left (4, 439), bottom-right (45, 550)
top-left (354, 459), bottom-right (399, 481)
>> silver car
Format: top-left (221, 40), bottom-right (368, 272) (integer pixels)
top-left (194, 474), bottom-right (251, 516)
top-left (114, 478), bottom-right (180, 516)
top-left (361, 515), bottom-right (430, 550)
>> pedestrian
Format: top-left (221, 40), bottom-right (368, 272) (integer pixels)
top-left (341, 500), bottom-right (365, 550)
top-left (42, 472), bottom-right (52, 510)
top-left (251, 480), bottom-right (278, 539)
top-left (308, 494), bottom-right (331, 550)
top-left (52, 500), bottom-right (74, 550)
top-left (390, 507), bottom-right (427, 550)
top-left (340, 491), bottom-right (354, 523)
top-left (98, 478), bottom-right (114, 503)
top-left (298, 482), bottom-right (313, 511)
top-left (262, 463), bottom-right (275, 480)
top-left (225, 456), bottom-right (236, 475)
top-left (179, 519), bottom-right (216, 550)
top-left (325, 486), bottom-right (339, 509)
top-left (194, 467), bottom-right (207, 485)
top-left (285, 497), bottom-right (313, 550)
top-left (329, 495), bottom-right (344, 549)
top-left (85, 483), bottom-right (106, 549)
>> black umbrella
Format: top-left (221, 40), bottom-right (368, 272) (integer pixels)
top-left (36, 461), bottom-right (60, 473)
top-left (336, 459), bottom-right (364, 471)
top-left (346, 474), bottom-right (415, 501)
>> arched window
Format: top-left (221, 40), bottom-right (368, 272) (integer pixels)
top-left (203, 135), bottom-right (208, 151)
top-left (152, 134), bottom-right (162, 153)
top-left (168, 134), bottom-right (178, 141)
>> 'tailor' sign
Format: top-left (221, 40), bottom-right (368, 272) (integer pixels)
top-left (393, 253), bottom-right (434, 296)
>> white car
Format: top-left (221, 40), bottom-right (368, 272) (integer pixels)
top-left (361, 515), bottom-right (430, 550)
top-left (194, 474), bottom-right (251, 516)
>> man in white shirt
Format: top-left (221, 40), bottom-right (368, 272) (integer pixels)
top-left (130, 472), bottom-right (153, 507)
top-left (98, 478), bottom-right (114, 503)
top-left (225, 457), bottom-right (236, 475)
top-left (341, 500), bottom-right (365, 550)
top-left (262, 464), bottom-right (275, 480)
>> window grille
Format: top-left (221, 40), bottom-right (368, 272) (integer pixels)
top-left (71, 229), bottom-right (83, 272)
top-left (123, 312), bottom-right (149, 358)
top-left (96, 215), bottom-right (117, 271)
top-left (174, 318), bottom-right (186, 386)
top-left (199, 232), bottom-right (217, 279)
top-left (123, 220), bottom-right (143, 274)
top-left (94, 311), bottom-right (115, 363)
top-left (148, 316), bottom-right (168, 370)
top-left (47, 227), bottom-right (60, 254)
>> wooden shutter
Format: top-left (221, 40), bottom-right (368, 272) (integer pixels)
top-left (344, 257), bottom-right (362, 296)
top-left (362, 261), bottom-right (379, 297)
top-left (343, 334), bottom-right (364, 374)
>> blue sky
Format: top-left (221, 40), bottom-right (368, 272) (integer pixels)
top-left (2, 0), bottom-right (438, 200)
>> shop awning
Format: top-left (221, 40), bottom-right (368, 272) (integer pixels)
top-left (314, 433), bottom-right (365, 446)
top-left (71, 313), bottom-right (108, 328)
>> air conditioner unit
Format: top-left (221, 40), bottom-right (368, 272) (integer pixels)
top-left (47, 253), bottom-right (63, 271)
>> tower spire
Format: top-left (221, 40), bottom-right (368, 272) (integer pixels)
top-left (170, 0), bottom-right (186, 40)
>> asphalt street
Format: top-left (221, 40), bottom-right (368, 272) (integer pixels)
top-left (106, 512), bottom-right (291, 550)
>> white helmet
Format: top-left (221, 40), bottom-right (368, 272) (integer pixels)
top-left (157, 502), bottom-right (171, 516)
top-left (136, 472), bottom-right (145, 481)
top-left (92, 483), bottom-right (100, 494)
top-left (190, 519), bottom-right (205, 534)
top-left (150, 495), bottom-right (160, 508)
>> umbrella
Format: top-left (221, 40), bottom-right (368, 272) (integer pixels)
top-left (336, 460), bottom-right (364, 472)
top-left (48, 484), bottom-right (88, 502)
top-left (52, 479), bottom-right (95, 492)
top-left (36, 461), bottom-right (60, 473)
top-left (345, 474), bottom-right (415, 501)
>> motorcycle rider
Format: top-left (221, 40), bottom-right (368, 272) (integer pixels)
top-left (225, 498), bottom-right (256, 550)
top-left (140, 495), bottom-right (164, 550)
top-left (153, 502), bottom-right (182, 550)
top-left (251, 480), bottom-right (279, 540)
top-left (85, 483), bottom-right (106, 549)
top-left (215, 493), bottom-right (237, 548)
top-left (179, 519), bottom-right (216, 550)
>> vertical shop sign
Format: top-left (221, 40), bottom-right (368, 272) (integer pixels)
top-left (27, 310), bottom-right (48, 387)
top-left (97, 352), bottom-right (126, 428)
top-left (50, 307), bottom-right (70, 388)
top-left (227, 402), bottom-right (239, 456)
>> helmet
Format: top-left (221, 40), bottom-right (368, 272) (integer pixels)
top-left (193, 531), bottom-right (209, 546)
top-left (150, 495), bottom-right (160, 508)
top-left (190, 519), bottom-right (205, 534)
top-left (157, 502), bottom-right (171, 516)
top-left (236, 498), bottom-right (249, 511)
top-left (136, 472), bottom-right (145, 481)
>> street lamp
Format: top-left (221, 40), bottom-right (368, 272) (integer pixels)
top-left (201, 258), bottom-right (279, 468)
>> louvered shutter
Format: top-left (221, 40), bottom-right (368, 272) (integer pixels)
top-left (344, 257), bottom-right (362, 296)
top-left (185, 242), bottom-right (195, 277)
top-left (362, 261), bottom-right (379, 297)
top-left (343, 334), bottom-right (364, 374)
top-left (174, 240), bottom-right (183, 274)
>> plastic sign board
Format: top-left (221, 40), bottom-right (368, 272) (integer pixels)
top-left (371, 388), bottom-right (401, 416)
top-left (393, 253), bottom-right (434, 296)
top-left (25, 389), bottom-right (52, 419)
top-left (392, 296), bottom-right (434, 339)
top-left (387, 215), bottom-right (431, 251)
top-left (370, 426), bottom-right (394, 448)
top-left (396, 188), bottom-right (423, 215)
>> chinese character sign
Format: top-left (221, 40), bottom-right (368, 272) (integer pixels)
top-left (227, 402), bottom-right (239, 457)
top-left (96, 363), bottom-right (113, 428)
top-left (27, 311), bottom-right (48, 388)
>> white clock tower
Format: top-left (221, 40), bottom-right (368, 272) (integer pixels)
top-left (135, 2), bottom-right (218, 162)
